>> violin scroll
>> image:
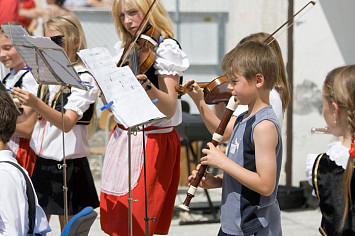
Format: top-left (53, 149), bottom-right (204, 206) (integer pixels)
top-left (175, 80), bottom-right (195, 96)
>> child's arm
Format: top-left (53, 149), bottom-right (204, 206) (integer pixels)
top-left (183, 80), bottom-right (236, 142)
top-left (10, 88), bottom-right (80, 132)
top-left (145, 74), bottom-right (179, 119)
top-left (19, 7), bottom-right (45, 20)
top-left (201, 120), bottom-right (278, 196)
top-left (15, 106), bottom-right (37, 139)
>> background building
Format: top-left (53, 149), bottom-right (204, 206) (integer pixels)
top-left (37, 0), bottom-right (355, 187)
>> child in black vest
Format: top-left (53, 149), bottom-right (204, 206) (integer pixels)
top-left (10, 15), bottom-right (100, 231)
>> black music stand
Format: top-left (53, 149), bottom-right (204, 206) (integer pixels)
top-left (77, 47), bottom-right (166, 236)
top-left (2, 23), bottom-right (88, 224)
top-left (175, 112), bottom-right (221, 224)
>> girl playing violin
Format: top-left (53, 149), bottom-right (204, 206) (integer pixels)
top-left (100, 0), bottom-right (189, 235)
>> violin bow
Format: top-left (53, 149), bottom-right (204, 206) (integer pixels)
top-left (117, 0), bottom-right (160, 68)
top-left (264, 1), bottom-right (316, 44)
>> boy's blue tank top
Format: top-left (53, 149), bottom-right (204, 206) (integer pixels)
top-left (221, 105), bottom-right (282, 235)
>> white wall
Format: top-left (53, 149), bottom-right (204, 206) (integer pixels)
top-left (291, 0), bottom-right (355, 185)
top-left (35, 0), bottom-right (354, 186)
top-left (165, 0), bottom-right (355, 186)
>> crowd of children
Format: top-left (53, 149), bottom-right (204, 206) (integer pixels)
top-left (0, 0), bottom-right (354, 235)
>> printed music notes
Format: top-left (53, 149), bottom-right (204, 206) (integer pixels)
top-left (78, 47), bottom-right (165, 128)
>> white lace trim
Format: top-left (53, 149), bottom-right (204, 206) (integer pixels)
top-left (305, 141), bottom-right (349, 188)
top-left (326, 141), bottom-right (350, 169)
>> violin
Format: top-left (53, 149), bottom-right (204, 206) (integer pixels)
top-left (116, 0), bottom-right (160, 75)
top-left (175, 75), bottom-right (231, 105)
top-left (117, 25), bottom-right (161, 74)
top-left (178, 1), bottom-right (317, 211)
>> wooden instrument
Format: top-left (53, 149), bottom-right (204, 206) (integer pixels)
top-left (311, 127), bottom-right (330, 134)
top-left (118, 25), bottom-right (161, 74)
top-left (117, 0), bottom-right (160, 74)
top-left (178, 0), bottom-right (317, 212)
top-left (178, 96), bottom-right (238, 211)
top-left (176, 75), bottom-right (231, 105)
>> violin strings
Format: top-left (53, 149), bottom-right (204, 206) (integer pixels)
top-left (131, 49), bottom-right (139, 75)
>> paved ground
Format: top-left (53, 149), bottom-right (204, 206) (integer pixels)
top-left (47, 186), bottom-right (322, 235)
top-left (46, 131), bottom-right (322, 235)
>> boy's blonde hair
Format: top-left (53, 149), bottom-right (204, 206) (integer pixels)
top-left (239, 32), bottom-right (290, 112)
top-left (112, 0), bottom-right (174, 48)
top-left (222, 40), bottom-right (278, 90)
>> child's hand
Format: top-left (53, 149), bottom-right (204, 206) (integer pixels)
top-left (200, 142), bottom-right (227, 169)
top-left (188, 164), bottom-right (219, 189)
top-left (10, 87), bottom-right (39, 108)
top-left (183, 79), bottom-right (204, 102)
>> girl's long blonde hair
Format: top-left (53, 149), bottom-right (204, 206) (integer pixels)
top-left (43, 15), bottom-right (97, 138)
top-left (112, 0), bottom-right (174, 48)
top-left (45, 14), bottom-right (87, 65)
top-left (323, 65), bottom-right (355, 231)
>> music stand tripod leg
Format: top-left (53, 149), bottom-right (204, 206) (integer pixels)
top-left (60, 86), bottom-right (69, 225)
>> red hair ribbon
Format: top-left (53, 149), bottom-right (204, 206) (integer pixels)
top-left (350, 136), bottom-right (355, 159)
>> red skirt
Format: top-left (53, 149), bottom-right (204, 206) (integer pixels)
top-left (16, 138), bottom-right (37, 177)
top-left (100, 129), bottom-right (181, 236)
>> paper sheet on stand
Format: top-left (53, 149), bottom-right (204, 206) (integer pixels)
top-left (1, 24), bottom-right (85, 89)
top-left (78, 47), bottom-right (165, 128)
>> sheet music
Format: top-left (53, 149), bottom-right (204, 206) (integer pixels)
top-left (1, 24), bottom-right (85, 89)
top-left (78, 47), bottom-right (165, 128)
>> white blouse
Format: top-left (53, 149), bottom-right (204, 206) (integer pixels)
top-left (4, 69), bottom-right (39, 156)
top-left (113, 38), bottom-right (190, 128)
top-left (30, 65), bottom-right (99, 161)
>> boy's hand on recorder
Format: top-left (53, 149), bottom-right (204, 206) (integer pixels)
top-left (200, 142), bottom-right (227, 169)
top-left (188, 164), bottom-right (219, 189)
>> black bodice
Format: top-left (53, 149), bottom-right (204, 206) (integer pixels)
top-left (312, 153), bottom-right (355, 235)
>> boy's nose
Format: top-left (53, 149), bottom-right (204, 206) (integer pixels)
top-left (226, 83), bottom-right (234, 91)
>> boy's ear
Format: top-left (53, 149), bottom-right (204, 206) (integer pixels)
top-left (255, 73), bottom-right (265, 88)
